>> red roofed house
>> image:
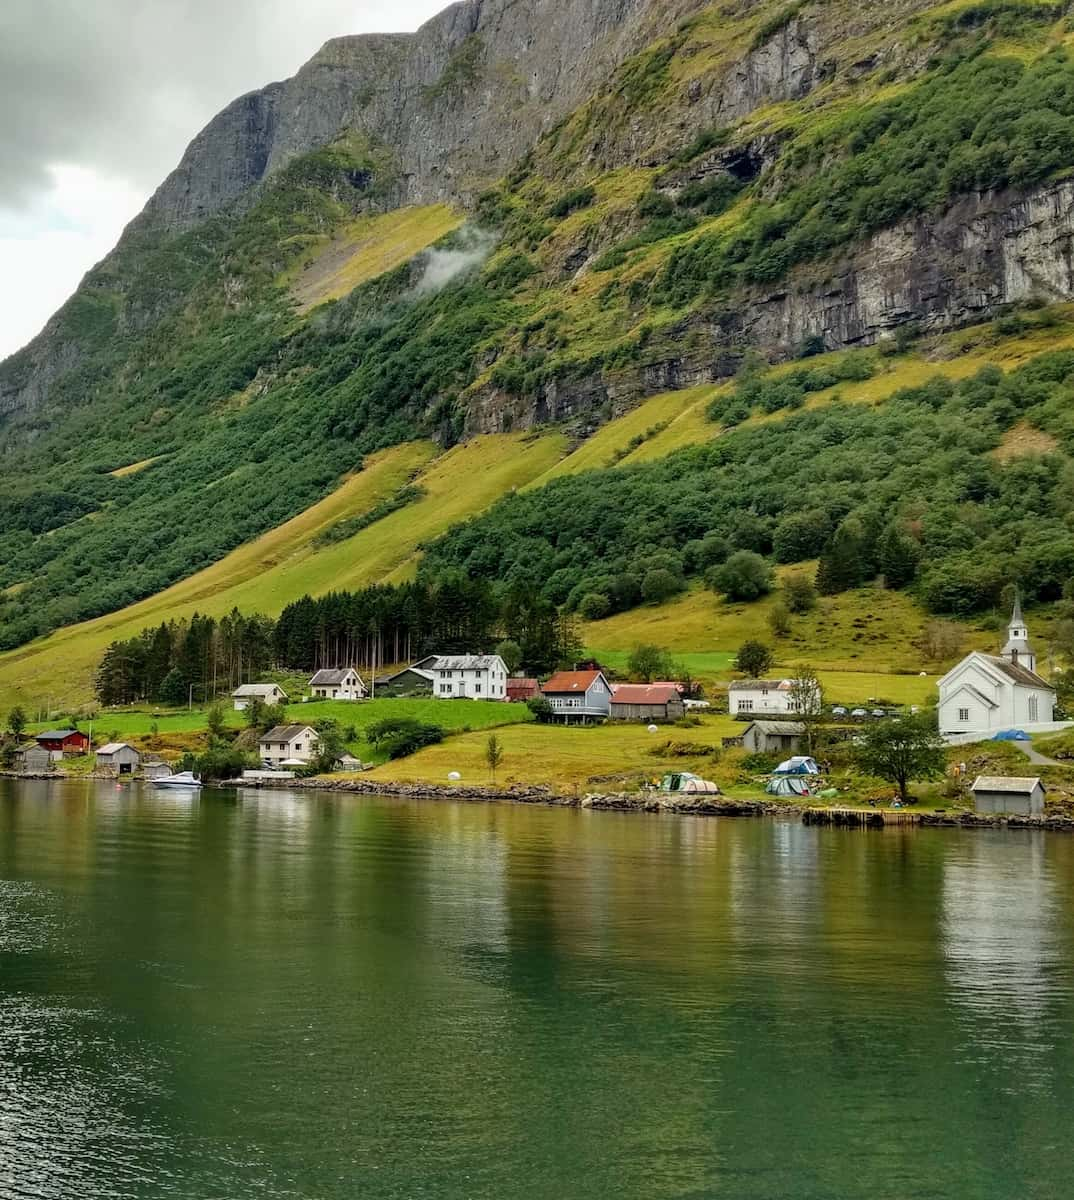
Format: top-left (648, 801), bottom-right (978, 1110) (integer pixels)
top-left (506, 677), bottom-right (540, 703)
top-left (540, 670), bottom-right (612, 723)
top-left (34, 729), bottom-right (90, 758)
top-left (610, 684), bottom-right (685, 723)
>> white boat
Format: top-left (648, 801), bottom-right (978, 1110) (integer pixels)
top-left (150, 771), bottom-right (202, 789)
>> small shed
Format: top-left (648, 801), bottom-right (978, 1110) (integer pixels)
top-left (506, 677), bottom-right (540, 703)
top-left (142, 758), bottom-right (173, 781)
top-left (15, 743), bottom-right (53, 774)
top-left (338, 754), bottom-right (364, 772)
top-left (96, 743), bottom-right (141, 776)
top-left (971, 775), bottom-right (1045, 816)
top-left (742, 720), bottom-right (806, 756)
top-left (610, 684), bottom-right (685, 722)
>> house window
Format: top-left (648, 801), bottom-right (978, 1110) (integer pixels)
top-left (1029, 696), bottom-right (1039, 722)
top-left (475, 684), bottom-right (482, 694)
top-left (738, 699), bottom-right (753, 713)
top-left (958, 708), bottom-right (969, 723)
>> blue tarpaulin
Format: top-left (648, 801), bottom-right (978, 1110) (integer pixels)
top-left (992, 729), bottom-right (1031, 741)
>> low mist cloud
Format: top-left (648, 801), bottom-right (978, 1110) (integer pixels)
top-left (414, 226), bottom-right (499, 294)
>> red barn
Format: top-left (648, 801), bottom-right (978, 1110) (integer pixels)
top-left (506, 678), bottom-right (540, 703)
top-left (34, 729), bottom-right (90, 756)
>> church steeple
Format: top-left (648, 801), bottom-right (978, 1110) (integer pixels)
top-left (1002, 590), bottom-right (1035, 672)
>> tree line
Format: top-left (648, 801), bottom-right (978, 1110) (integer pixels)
top-left (95, 576), bottom-right (583, 706)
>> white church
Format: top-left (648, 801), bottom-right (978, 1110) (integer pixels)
top-left (938, 596), bottom-right (1056, 736)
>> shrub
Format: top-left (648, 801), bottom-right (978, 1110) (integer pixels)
top-left (548, 186), bottom-right (597, 219)
top-left (366, 717), bottom-right (445, 759)
top-left (578, 592), bottom-right (612, 620)
top-left (735, 639), bottom-right (774, 678)
top-left (711, 551), bottom-right (774, 601)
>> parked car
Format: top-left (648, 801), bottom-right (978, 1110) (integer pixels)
top-left (871, 709), bottom-right (886, 719)
top-left (683, 699), bottom-right (711, 710)
top-left (850, 708), bottom-right (868, 719)
top-left (831, 706), bottom-right (848, 717)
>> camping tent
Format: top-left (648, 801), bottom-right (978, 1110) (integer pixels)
top-left (766, 776), bottom-right (811, 797)
top-left (774, 756), bottom-right (820, 775)
top-left (992, 729), bottom-right (1031, 742)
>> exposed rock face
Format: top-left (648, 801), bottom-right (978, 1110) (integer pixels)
top-left (466, 179), bottom-right (1074, 434)
top-left (144, 0), bottom-right (697, 231)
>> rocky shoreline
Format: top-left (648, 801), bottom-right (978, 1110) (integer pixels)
top-left (241, 775), bottom-right (799, 818)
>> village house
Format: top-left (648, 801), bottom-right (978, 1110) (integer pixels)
top-left (609, 684), bottom-right (685, 723)
top-left (971, 775), bottom-right (1045, 817)
top-left (232, 683), bottom-right (288, 711)
top-left (938, 598), bottom-right (1056, 736)
top-left (33, 729), bottom-right (90, 757)
top-left (417, 655), bottom-right (509, 700)
top-left (15, 743), bottom-right (53, 773)
top-left (95, 742), bottom-right (141, 776)
top-left (541, 670), bottom-right (612, 722)
top-left (741, 720), bottom-right (806, 757)
top-left (728, 679), bottom-right (821, 718)
top-left (258, 725), bottom-right (321, 768)
top-left (308, 668), bottom-right (367, 701)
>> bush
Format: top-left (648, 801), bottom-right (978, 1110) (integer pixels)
top-left (578, 592), bottom-right (612, 620)
top-left (784, 573), bottom-right (818, 614)
top-left (548, 186), bottom-right (597, 219)
top-left (366, 717), bottom-right (445, 760)
top-left (735, 639), bottom-right (774, 678)
top-left (642, 568), bottom-right (685, 605)
top-left (711, 551), bottom-right (774, 601)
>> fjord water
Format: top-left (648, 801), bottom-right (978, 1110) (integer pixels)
top-left (2, 780), bottom-right (1073, 1199)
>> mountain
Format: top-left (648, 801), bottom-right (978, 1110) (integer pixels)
top-left (5, 0), bottom-right (1074, 705)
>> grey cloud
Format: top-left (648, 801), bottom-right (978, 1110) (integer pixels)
top-left (0, 0), bottom-right (445, 212)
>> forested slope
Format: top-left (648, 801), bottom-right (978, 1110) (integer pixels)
top-left (6, 0), bottom-right (1074, 698)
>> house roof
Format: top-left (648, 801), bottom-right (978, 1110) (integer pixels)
top-left (982, 655), bottom-right (1053, 690)
top-left (427, 655), bottom-right (504, 671)
top-left (542, 670), bottom-right (605, 694)
top-left (386, 666), bottom-right (434, 683)
top-left (97, 742), bottom-right (135, 755)
top-left (611, 685), bottom-right (681, 705)
top-left (728, 679), bottom-right (791, 691)
top-left (309, 669), bottom-right (361, 686)
top-left (233, 683), bottom-right (286, 697)
top-left (746, 720), bottom-right (807, 735)
top-left (35, 730), bottom-right (82, 741)
top-left (260, 725), bottom-right (318, 742)
top-left (971, 775), bottom-right (1043, 794)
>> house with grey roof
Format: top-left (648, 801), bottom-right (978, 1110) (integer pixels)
top-left (971, 776), bottom-right (1045, 817)
top-left (419, 655), bottom-right (509, 701)
top-left (258, 725), bottom-right (320, 767)
top-left (309, 668), bottom-right (367, 701)
top-left (232, 682), bottom-right (288, 711)
top-left (938, 596), bottom-right (1056, 735)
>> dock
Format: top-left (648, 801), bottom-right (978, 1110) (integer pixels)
top-left (802, 807), bottom-right (920, 828)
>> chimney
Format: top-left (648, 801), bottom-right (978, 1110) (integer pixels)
top-left (1012, 649), bottom-right (1019, 666)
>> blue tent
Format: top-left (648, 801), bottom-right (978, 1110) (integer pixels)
top-left (774, 756), bottom-right (821, 775)
top-left (992, 729), bottom-right (1031, 741)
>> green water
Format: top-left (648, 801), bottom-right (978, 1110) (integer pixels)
top-left (2, 779), bottom-right (1073, 1198)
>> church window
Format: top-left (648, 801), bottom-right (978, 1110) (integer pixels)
top-left (1029, 696), bottom-right (1039, 722)
top-left (958, 708), bottom-right (969, 722)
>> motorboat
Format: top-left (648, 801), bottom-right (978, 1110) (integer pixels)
top-left (150, 771), bottom-right (202, 789)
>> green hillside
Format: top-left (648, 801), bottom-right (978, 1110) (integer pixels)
top-left (6, 0), bottom-right (1074, 706)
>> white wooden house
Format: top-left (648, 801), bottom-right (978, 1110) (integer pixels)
top-left (414, 655), bottom-right (509, 700)
top-left (233, 683), bottom-right (288, 711)
top-left (309, 668), bottom-right (367, 701)
top-left (939, 598), bottom-right (1056, 736)
top-left (258, 724), bottom-right (320, 767)
top-left (729, 678), bottom-right (820, 717)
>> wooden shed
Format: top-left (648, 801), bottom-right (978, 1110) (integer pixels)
top-left (971, 775), bottom-right (1045, 817)
top-left (96, 743), bottom-right (142, 776)
top-left (741, 720), bottom-right (806, 756)
top-left (15, 744), bottom-right (54, 774)
top-left (609, 684), bottom-right (684, 722)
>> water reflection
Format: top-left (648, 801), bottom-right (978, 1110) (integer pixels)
top-left (3, 779), bottom-right (1074, 1199)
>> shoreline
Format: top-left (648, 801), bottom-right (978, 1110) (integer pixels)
top-left (9, 770), bottom-right (1074, 830)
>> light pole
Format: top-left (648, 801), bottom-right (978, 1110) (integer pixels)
top-left (188, 683), bottom-right (195, 711)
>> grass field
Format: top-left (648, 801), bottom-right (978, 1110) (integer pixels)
top-left (0, 432), bottom-right (566, 712)
top-left (366, 713), bottom-right (742, 791)
top-left (288, 204), bottom-right (463, 312)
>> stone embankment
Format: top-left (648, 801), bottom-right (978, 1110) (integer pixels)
top-left (920, 811), bottom-right (1074, 832)
top-left (246, 775), bottom-right (798, 818)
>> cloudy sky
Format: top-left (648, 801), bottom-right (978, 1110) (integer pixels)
top-left (0, 0), bottom-right (446, 361)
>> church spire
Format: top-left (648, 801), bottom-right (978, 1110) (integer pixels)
top-left (1002, 589), bottom-right (1035, 672)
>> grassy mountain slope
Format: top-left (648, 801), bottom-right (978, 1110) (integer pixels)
top-left (8, 0), bottom-right (1074, 703)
